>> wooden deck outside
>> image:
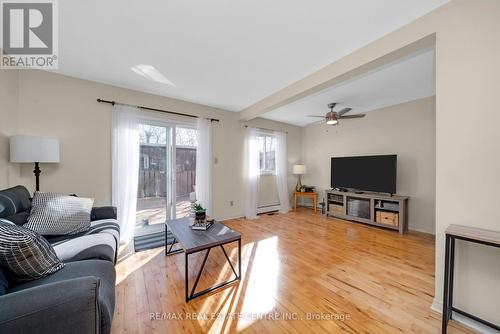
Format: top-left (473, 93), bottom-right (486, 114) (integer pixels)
top-left (136, 197), bottom-right (192, 227)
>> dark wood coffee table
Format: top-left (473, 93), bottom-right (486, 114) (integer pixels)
top-left (165, 218), bottom-right (241, 302)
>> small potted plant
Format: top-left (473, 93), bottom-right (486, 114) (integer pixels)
top-left (192, 202), bottom-right (206, 221)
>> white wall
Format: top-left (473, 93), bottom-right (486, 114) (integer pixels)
top-left (432, 1), bottom-right (500, 324)
top-left (2, 70), bottom-right (302, 220)
top-left (0, 71), bottom-right (19, 189)
top-left (301, 97), bottom-right (436, 233)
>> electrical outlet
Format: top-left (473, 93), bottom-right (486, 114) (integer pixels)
top-left (229, 200), bottom-right (234, 206)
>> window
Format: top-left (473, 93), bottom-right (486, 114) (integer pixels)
top-left (176, 127), bottom-right (198, 147)
top-left (258, 134), bottom-right (276, 174)
top-left (139, 124), bottom-right (166, 145)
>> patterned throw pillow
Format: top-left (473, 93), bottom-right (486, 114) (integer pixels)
top-left (25, 192), bottom-right (94, 235)
top-left (0, 221), bottom-right (64, 281)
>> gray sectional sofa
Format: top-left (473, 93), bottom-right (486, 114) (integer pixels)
top-left (0, 185), bottom-right (120, 334)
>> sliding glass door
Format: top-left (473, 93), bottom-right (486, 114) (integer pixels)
top-left (135, 122), bottom-right (197, 233)
top-left (174, 127), bottom-right (198, 218)
top-left (136, 123), bottom-right (172, 230)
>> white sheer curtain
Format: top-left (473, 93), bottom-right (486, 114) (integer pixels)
top-left (274, 131), bottom-right (291, 213)
top-left (244, 127), bottom-right (260, 219)
top-left (111, 104), bottom-right (140, 243)
top-left (195, 118), bottom-right (213, 216)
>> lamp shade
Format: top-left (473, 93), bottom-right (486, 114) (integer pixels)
top-left (293, 164), bottom-right (307, 175)
top-left (10, 135), bottom-right (60, 163)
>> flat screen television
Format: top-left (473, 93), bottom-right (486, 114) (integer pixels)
top-left (331, 155), bottom-right (397, 194)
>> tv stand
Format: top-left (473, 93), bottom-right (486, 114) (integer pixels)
top-left (326, 190), bottom-right (408, 234)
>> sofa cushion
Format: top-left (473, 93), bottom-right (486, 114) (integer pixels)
top-left (9, 259), bottom-right (116, 334)
top-left (48, 219), bottom-right (120, 263)
top-left (0, 186), bottom-right (31, 224)
top-left (0, 222), bottom-right (64, 281)
top-left (53, 233), bottom-right (117, 264)
top-left (25, 192), bottom-right (94, 236)
top-left (91, 206), bottom-right (117, 221)
top-left (3, 210), bottom-right (30, 226)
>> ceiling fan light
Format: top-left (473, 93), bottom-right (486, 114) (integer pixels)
top-left (326, 112), bottom-right (338, 125)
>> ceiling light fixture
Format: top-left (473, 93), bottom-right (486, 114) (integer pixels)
top-left (131, 64), bottom-right (175, 86)
top-left (326, 112), bottom-right (338, 125)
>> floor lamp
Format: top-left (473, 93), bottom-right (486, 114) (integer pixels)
top-left (10, 135), bottom-right (60, 191)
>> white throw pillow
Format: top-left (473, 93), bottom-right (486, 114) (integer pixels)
top-left (24, 192), bottom-right (94, 235)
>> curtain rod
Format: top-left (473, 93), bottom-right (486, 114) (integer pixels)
top-left (96, 98), bottom-right (220, 122)
top-left (243, 125), bottom-right (288, 134)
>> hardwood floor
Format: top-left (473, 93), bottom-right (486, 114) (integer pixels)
top-left (111, 209), bottom-right (475, 334)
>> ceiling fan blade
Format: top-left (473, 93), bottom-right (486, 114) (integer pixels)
top-left (339, 114), bottom-right (366, 119)
top-left (307, 115), bottom-right (326, 118)
top-left (336, 107), bottom-right (353, 116)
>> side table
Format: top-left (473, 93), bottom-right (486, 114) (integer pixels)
top-left (294, 191), bottom-right (317, 212)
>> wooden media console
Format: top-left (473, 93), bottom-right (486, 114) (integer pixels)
top-left (326, 189), bottom-right (408, 234)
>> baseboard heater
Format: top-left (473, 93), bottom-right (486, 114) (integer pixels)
top-left (257, 203), bottom-right (280, 214)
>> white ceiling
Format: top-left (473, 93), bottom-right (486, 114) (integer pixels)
top-left (261, 48), bottom-right (436, 126)
top-left (57, 0), bottom-right (447, 111)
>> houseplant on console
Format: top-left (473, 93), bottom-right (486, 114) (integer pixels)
top-left (192, 203), bottom-right (206, 221)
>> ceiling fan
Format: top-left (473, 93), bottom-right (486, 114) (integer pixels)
top-left (308, 103), bottom-right (365, 125)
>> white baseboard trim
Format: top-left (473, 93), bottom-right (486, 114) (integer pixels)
top-left (431, 299), bottom-right (500, 334)
top-left (215, 215), bottom-right (244, 222)
top-left (406, 225), bottom-right (436, 235)
top-left (215, 206), bottom-right (282, 222)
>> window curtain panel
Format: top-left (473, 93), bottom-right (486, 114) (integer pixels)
top-left (195, 118), bottom-right (213, 216)
top-left (112, 104), bottom-right (140, 243)
top-left (274, 131), bottom-right (291, 213)
top-left (244, 127), bottom-right (260, 219)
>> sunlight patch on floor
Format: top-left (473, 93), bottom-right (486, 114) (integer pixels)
top-left (236, 236), bottom-right (279, 331)
top-left (115, 247), bottom-right (163, 285)
top-left (198, 243), bottom-right (249, 334)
